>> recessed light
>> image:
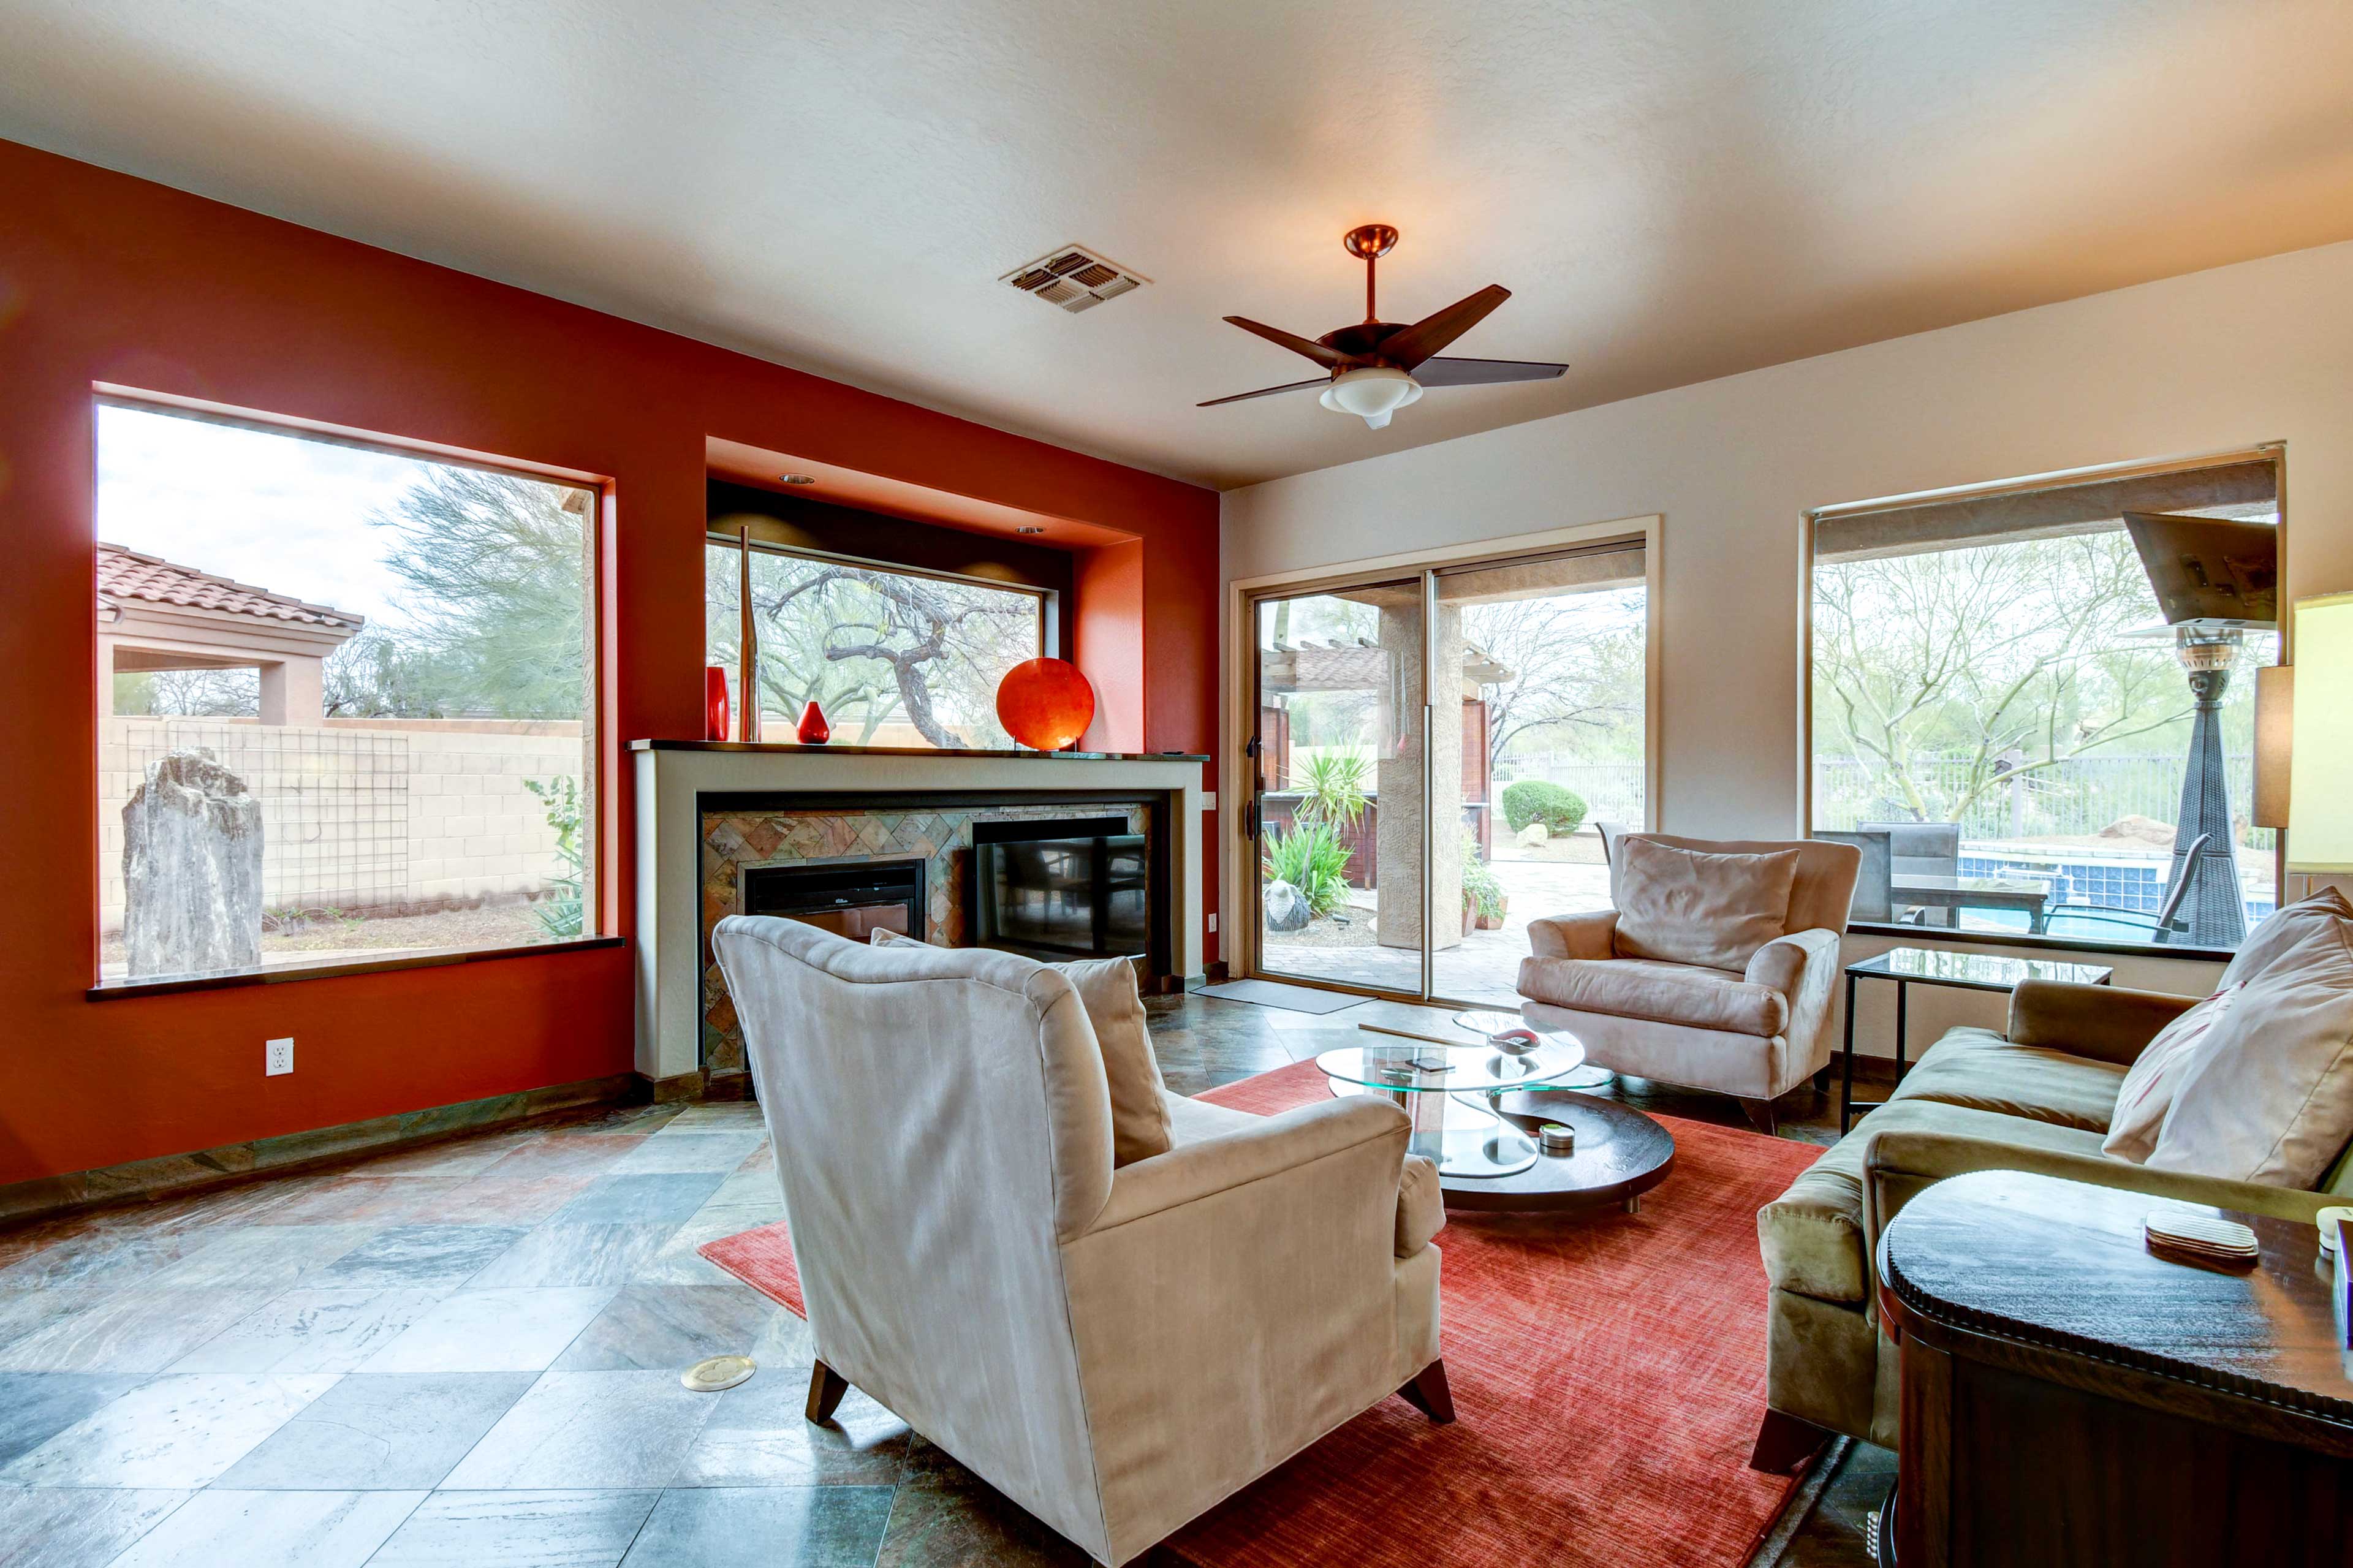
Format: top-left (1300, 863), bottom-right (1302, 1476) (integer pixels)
top-left (779, 473), bottom-right (817, 485)
top-left (1017, 525), bottom-right (1047, 535)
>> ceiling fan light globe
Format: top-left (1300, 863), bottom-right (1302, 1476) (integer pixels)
top-left (1319, 366), bottom-right (1422, 428)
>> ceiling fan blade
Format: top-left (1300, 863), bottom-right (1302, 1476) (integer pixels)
top-left (1222, 316), bottom-right (1360, 371)
top-left (1197, 377), bottom-right (1330, 408)
top-left (1374, 285), bottom-right (1511, 371)
top-left (1413, 355), bottom-right (1569, 387)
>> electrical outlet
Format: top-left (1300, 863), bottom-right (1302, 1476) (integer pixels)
top-left (265, 1037), bottom-right (294, 1077)
top-left (1207, 913), bottom-right (1218, 934)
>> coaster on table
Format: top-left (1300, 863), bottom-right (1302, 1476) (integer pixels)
top-left (2144, 1211), bottom-right (2259, 1270)
top-left (2317, 1205), bottom-right (2353, 1257)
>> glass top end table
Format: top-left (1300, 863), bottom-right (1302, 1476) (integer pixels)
top-left (1839, 945), bottom-right (2116, 1132)
top-left (1316, 1023), bottom-right (1591, 1178)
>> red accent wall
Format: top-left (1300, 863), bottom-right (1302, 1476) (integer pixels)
top-left (0, 140), bottom-right (1220, 1189)
top-left (1072, 541), bottom-right (1146, 753)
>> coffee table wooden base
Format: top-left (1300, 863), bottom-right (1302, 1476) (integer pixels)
top-left (1438, 1089), bottom-right (1677, 1214)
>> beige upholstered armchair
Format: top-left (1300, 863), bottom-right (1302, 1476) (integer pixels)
top-left (712, 916), bottom-right (1448, 1568)
top-left (1516, 833), bottom-right (1860, 1132)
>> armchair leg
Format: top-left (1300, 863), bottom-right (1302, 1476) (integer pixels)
top-left (1740, 1097), bottom-right (1779, 1136)
top-left (1397, 1358), bottom-right (1455, 1425)
top-left (806, 1360), bottom-right (849, 1423)
top-left (1748, 1407), bottom-right (1832, 1474)
top-left (1811, 1066), bottom-right (1832, 1094)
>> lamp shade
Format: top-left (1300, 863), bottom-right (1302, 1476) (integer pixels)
top-left (2253, 664), bottom-right (2292, 830)
top-left (2287, 593), bottom-right (2353, 872)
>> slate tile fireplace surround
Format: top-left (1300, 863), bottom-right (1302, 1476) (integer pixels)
top-left (631, 741), bottom-right (1210, 1087)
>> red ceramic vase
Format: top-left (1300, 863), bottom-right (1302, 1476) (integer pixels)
top-left (996, 657), bottom-right (1097, 751)
top-left (795, 700), bottom-right (831, 744)
top-left (704, 666), bottom-right (731, 742)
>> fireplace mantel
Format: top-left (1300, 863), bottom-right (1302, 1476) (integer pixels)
top-left (630, 741), bottom-right (1212, 1085)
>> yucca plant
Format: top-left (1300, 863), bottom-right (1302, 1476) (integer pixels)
top-left (1293, 749), bottom-right (1371, 831)
top-left (1262, 820), bottom-right (1353, 918)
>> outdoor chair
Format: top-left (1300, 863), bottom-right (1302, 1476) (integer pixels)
top-left (1859, 820), bottom-right (1960, 925)
top-left (2040, 833), bottom-right (2206, 945)
top-left (1811, 829), bottom-right (1893, 923)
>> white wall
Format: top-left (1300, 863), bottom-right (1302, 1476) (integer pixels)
top-left (1224, 238), bottom-right (2353, 1012)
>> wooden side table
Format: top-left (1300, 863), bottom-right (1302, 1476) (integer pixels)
top-left (1838, 949), bottom-right (2112, 1132)
top-left (1876, 1170), bottom-right (2353, 1567)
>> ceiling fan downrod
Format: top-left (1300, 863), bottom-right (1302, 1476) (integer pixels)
top-left (1343, 224), bottom-right (1399, 327)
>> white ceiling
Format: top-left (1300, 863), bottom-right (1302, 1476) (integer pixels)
top-left (7, 1), bottom-right (2353, 490)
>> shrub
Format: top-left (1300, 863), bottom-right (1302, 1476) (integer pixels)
top-left (1501, 779), bottom-right (1589, 835)
top-left (1262, 820), bottom-right (1352, 918)
top-left (1459, 830), bottom-right (1504, 922)
top-left (525, 775), bottom-right (585, 938)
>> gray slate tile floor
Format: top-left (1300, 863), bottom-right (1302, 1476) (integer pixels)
top-left (0, 991), bottom-right (1880, 1566)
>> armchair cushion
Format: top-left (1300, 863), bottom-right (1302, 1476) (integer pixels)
top-left (1057, 955), bottom-right (1174, 1166)
top-left (1518, 953), bottom-right (1786, 1037)
top-left (1611, 836), bottom-right (1800, 971)
top-left (873, 928), bottom-right (1172, 1166)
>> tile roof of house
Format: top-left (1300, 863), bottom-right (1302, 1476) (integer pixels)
top-left (96, 542), bottom-right (364, 632)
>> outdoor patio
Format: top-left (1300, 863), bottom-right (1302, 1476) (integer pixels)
top-left (1262, 830), bottom-right (1612, 1009)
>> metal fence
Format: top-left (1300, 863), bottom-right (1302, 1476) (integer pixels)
top-left (118, 723), bottom-right (411, 916)
top-left (1812, 752), bottom-right (2251, 839)
top-left (1491, 757), bottom-right (1645, 826)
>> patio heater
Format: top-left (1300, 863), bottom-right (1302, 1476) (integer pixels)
top-left (2121, 512), bottom-right (2279, 947)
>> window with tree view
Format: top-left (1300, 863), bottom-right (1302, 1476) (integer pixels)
top-left (95, 400), bottom-right (596, 987)
top-left (1811, 458), bottom-right (2281, 950)
top-left (705, 541), bottom-right (1046, 749)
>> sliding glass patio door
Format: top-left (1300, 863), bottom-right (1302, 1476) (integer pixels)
top-left (1249, 579), bottom-right (1430, 997)
top-left (1247, 538), bottom-right (1650, 1007)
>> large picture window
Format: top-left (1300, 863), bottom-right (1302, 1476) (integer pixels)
top-left (96, 400), bottom-right (597, 987)
top-left (1808, 455), bottom-right (2280, 951)
top-left (704, 540), bottom-right (1047, 749)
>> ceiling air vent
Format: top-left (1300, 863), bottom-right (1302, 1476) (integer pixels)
top-left (1001, 245), bottom-right (1146, 314)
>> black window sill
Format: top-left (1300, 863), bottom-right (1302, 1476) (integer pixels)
top-left (86, 935), bottom-right (627, 1000)
top-left (1844, 921), bottom-right (2234, 965)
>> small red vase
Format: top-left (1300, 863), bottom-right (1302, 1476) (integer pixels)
top-left (795, 700), bottom-right (831, 744)
top-left (704, 667), bottom-right (730, 742)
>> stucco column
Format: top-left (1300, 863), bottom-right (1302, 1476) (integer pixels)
top-left (259, 656), bottom-right (325, 725)
top-left (1375, 600), bottom-right (1464, 951)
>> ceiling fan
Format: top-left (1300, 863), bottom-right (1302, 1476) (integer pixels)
top-left (1199, 224), bottom-right (1567, 430)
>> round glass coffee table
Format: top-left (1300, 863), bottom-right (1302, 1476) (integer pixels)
top-left (1315, 1028), bottom-right (1590, 1179)
top-left (1453, 1010), bottom-right (1615, 1090)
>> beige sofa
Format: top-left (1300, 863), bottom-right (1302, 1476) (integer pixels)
top-left (713, 915), bottom-right (1448, 1567)
top-left (1751, 977), bottom-right (2351, 1464)
top-left (1518, 833), bottom-right (1861, 1132)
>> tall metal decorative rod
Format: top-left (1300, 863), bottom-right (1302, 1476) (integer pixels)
top-left (738, 521), bottom-right (760, 743)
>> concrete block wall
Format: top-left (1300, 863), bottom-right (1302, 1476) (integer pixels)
top-left (100, 716), bottom-right (585, 931)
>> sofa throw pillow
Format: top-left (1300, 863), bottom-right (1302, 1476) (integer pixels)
top-left (2101, 982), bottom-right (2244, 1164)
top-left (870, 929), bottom-right (1171, 1165)
top-left (2215, 887), bottom-right (2353, 989)
top-left (2147, 904), bottom-right (2353, 1187)
top-left (1611, 836), bottom-right (1802, 972)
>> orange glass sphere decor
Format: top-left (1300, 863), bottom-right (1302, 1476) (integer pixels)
top-left (995, 658), bottom-right (1097, 751)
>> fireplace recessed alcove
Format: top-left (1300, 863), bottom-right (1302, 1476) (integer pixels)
top-left (631, 741), bottom-right (1211, 1088)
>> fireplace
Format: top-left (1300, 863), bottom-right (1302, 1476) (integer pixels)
top-left (741, 857), bottom-right (925, 942)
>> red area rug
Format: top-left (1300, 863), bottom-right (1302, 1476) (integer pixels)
top-left (702, 1059), bottom-right (1822, 1568)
